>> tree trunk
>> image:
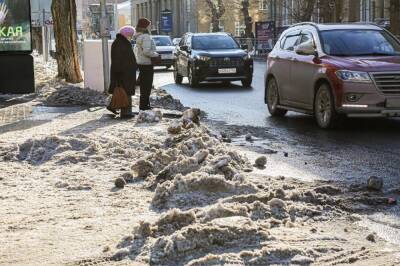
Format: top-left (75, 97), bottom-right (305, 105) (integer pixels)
top-left (348, 0), bottom-right (360, 22)
top-left (205, 0), bottom-right (225, 32)
top-left (32, 27), bottom-right (43, 54)
top-left (241, 0), bottom-right (252, 38)
top-left (51, 0), bottom-right (82, 83)
top-left (289, 0), bottom-right (316, 22)
top-left (390, 0), bottom-right (400, 36)
top-left (319, 0), bottom-right (344, 23)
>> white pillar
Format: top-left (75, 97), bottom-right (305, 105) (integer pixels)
top-left (172, 0), bottom-right (179, 36)
top-left (152, 0), bottom-right (158, 30)
top-left (161, 0), bottom-right (165, 11)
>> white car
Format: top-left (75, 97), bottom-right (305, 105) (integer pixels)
top-left (152, 35), bottom-right (175, 69)
top-left (173, 38), bottom-right (181, 46)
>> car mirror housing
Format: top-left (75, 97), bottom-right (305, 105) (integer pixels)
top-left (241, 44), bottom-right (248, 50)
top-left (295, 41), bottom-right (317, 56)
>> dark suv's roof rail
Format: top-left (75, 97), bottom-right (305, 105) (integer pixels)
top-left (290, 22), bottom-right (319, 29)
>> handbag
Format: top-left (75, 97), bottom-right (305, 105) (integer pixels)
top-left (151, 55), bottom-right (162, 65)
top-left (110, 82), bottom-right (130, 109)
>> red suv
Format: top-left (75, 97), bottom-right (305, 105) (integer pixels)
top-left (265, 23), bottom-right (400, 128)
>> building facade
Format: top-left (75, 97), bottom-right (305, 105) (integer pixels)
top-left (131, 0), bottom-right (197, 37)
top-left (196, 0), bottom-right (393, 37)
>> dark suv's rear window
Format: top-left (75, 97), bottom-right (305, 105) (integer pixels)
top-left (320, 29), bottom-right (400, 56)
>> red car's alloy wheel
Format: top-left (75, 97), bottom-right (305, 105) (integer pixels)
top-left (267, 78), bottom-right (287, 117)
top-left (315, 84), bottom-right (341, 129)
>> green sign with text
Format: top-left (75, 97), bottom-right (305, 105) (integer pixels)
top-left (0, 0), bottom-right (32, 53)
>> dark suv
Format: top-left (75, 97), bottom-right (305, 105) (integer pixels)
top-left (265, 23), bottom-right (400, 128)
top-left (174, 33), bottom-right (253, 87)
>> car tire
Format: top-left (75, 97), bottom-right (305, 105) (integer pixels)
top-left (314, 83), bottom-right (341, 129)
top-left (188, 65), bottom-right (199, 88)
top-left (174, 63), bottom-right (183, 84)
top-left (266, 77), bottom-right (287, 117)
top-left (241, 77), bottom-right (252, 87)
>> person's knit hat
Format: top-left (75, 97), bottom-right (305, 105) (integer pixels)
top-left (137, 18), bottom-right (151, 29)
top-left (119, 26), bottom-right (136, 38)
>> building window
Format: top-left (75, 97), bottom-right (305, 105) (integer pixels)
top-left (235, 21), bottom-right (246, 37)
top-left (259, 0), bottom-right (268, 11)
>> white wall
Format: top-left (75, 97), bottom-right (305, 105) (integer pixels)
top-left (83, 40), bottom-right (113, 92)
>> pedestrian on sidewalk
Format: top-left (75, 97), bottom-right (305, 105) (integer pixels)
top-left (108, 25), bottom-right (137, 118)
top-left (134, 18), bottom-right (160, 111)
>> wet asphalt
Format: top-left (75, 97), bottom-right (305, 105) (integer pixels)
top-left (157, 62), bottom-right (400, 189)
top-left (156, 62), bottom-right (400, 245)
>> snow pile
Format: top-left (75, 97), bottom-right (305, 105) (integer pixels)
top-left (3, 131), bottom-right (142, 165)
top-left (152, 173), bottom-right (258, 209)
top-left (32, 52), bottom-right (109, 107)
top-left (115, 186), bottom-right (334, 264)
top-left (136, 110), bottom-right (163, 123)
top-left (149, 216), bottom-right (269, 264)
top-left (150, 89), bottom-right (186, 111)
top-left (131, 120), bottom-right (252, 186)
top-left (13, 135), bottom-right (97, 165)
top-left (40, 85), bottom-right (109, 107)
top-left (112, 111), bottom-right (348, 265)
top-left (33, 52), bottom-right (58, 86)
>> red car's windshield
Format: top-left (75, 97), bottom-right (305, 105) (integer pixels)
top-left (320, 29), bottom-right (400, 56)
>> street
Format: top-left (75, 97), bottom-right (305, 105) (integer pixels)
top-left (156, 61), bottom-right (400, 245)
top-left (156, 61), bottom-right (400, 187)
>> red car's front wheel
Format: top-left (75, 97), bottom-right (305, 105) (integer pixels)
top-left (314, 83), bottom-right (341, 129)
top-left (267, 78), bottom-right (287, 117)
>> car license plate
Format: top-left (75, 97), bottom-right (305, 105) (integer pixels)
top-left (161, 54), bottom-right (173, 60)
top-left (386, 98), bottom-right (400, 108)
top-left (218, 68), bottom-right (236, 74)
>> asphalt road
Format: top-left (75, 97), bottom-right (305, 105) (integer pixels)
top-left (156, 62), bottom-right (400, 187)
top-left (156, 62), bottom-right (400, 244)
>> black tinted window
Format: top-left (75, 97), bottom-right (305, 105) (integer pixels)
top-left (321, 29), bottom-right (400, 56)
top-left (283, 35), bottom-right (300, 51)
top-left (192, 35), bottom-right (239, 50)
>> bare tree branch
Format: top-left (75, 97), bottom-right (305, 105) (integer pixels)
top-left (205, 0), bottom-right (226, 32)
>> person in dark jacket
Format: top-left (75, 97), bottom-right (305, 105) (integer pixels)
top-left (108, 26), bottom-right (137, 118)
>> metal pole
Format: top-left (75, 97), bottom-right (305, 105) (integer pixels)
top-left (100, 0), bottom-right (110, 94)
top-left (273, 0), bottom-right (277, 45)
top-left (114, 0), bottom-right (119, 32)
top-left (42, 9), bottom-right (49, 62)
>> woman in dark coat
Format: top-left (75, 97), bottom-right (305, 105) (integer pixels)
top-left (108, 26), bottom-right (137, 118)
